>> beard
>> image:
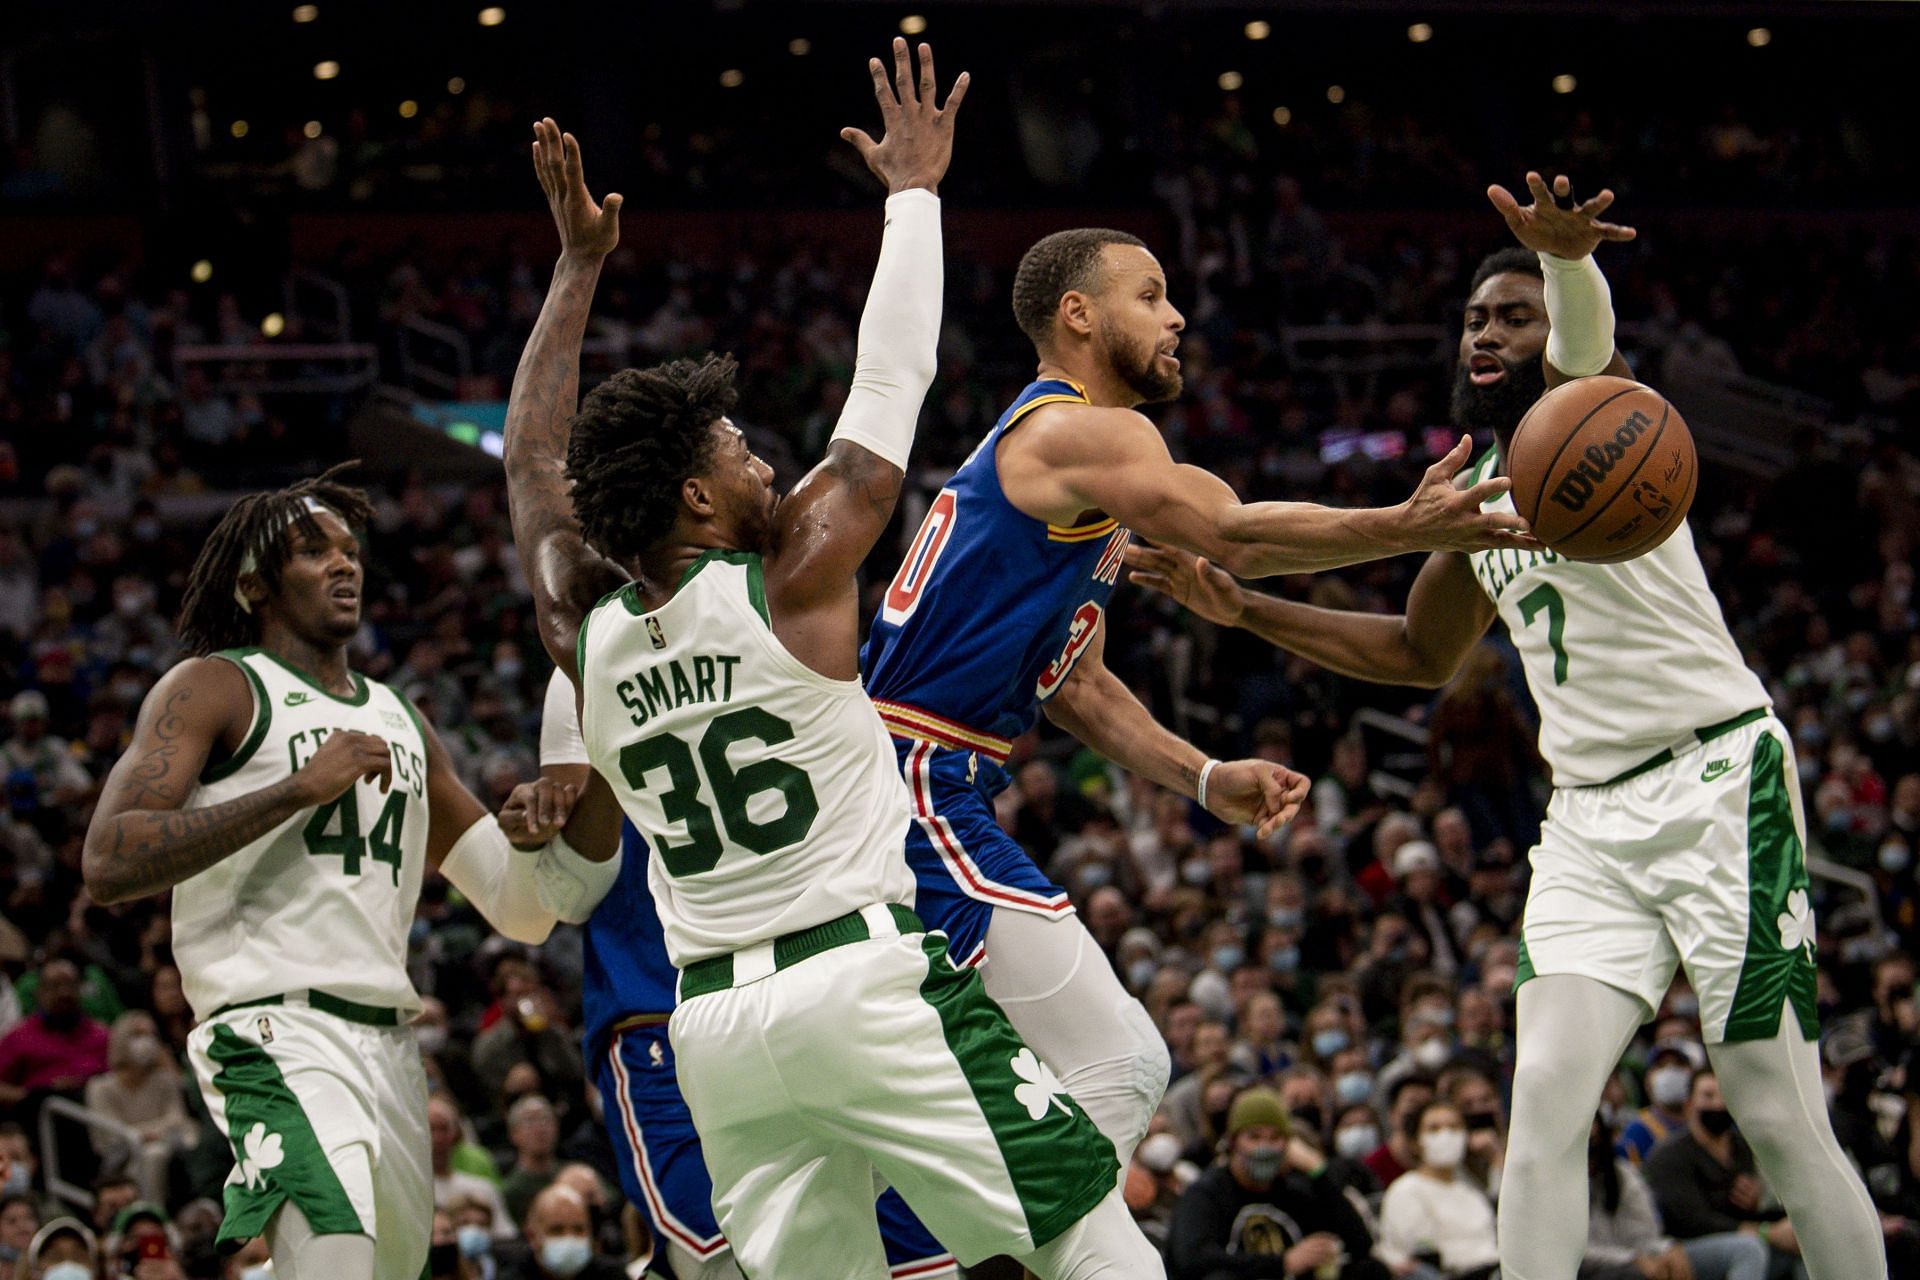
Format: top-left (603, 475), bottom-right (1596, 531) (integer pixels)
top-left (1449, 352), bottom-right (1548, 435)
top-left (1101, 316), bottom-right (1183, 404)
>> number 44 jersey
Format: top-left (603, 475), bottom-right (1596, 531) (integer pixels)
top-left (1461, 447), bottom-right (1766, 787)
top-left (172, 648), bottom-right (432, 1021)
top-left (577, 551), bottom-right (916, 967)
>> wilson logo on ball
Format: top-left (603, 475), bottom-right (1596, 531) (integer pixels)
top-left (1549, 410), bottom-right (1654, 513)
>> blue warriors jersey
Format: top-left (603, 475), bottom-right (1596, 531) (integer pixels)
top-left (861, 378), bottom-right (1132, 778)
top-left (581, 822), bottom-right (676, 1058)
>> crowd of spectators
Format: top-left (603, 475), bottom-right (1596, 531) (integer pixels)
top-left (0, 69), bottom-right (1919, 1280)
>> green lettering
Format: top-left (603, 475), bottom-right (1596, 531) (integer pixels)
top-left (637, 668), bottom-right (670, 718)
top-left (718, 656), bottom-right (741, 701)
top-left (693, 656), bottom-right (718, 704)
top-left (619, 679), bottom-right (649, 728)
top-left (670, 660), bottom-right (696, 709)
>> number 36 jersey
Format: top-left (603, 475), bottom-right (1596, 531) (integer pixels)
top-left (577, 551), bottom-right (916, 967)
top-left (172, 648), bottom-right (431, 1021)
top-left (1463, 448), bottom-right (1767, 787)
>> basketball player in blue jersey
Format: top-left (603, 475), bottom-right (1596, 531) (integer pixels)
top-left (531, 670), bottom-right (956, 1280)
top-left (1128, 175), bottom-right (1887, 1280)
top-left (860, 229), bottom-right (1541, 1160)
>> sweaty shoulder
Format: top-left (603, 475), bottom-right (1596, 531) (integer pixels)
top-left (997, 402), bottom-right (1165, 524)
top-left (146, 654), bottom-right (257, 750)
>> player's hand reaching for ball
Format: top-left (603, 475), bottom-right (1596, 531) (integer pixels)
top-left (291, 730), bottom-right (392, 805)
top-left (1487, 171), bottom-right (1637, 262)
top-left (532, 118), bottom-right (621, 262)
top-left (840, 38), bottom-right (969, 197)
top-left (1395, 434), bottom-right (1545, 554)
top-left (498, 777), bottom-right (580, 851)
top-left (1203, 760), bottom-right (1309, 839)
top-left (1125, 543), bottom-right (1246, 627)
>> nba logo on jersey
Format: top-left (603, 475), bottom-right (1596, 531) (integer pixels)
top-left (646, 617), bottom-right (667, 650)
top-left (256, 1015), bottom-right (274, 1044)
top-left (648, 1041), bottom-right (665, 1068)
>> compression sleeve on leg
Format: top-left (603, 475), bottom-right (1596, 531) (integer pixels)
top-left (829, 189), bottom-right (944, 471)
top-left (1540, 251), bottom-right (1618, 378)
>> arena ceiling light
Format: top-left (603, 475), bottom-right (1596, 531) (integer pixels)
top-left (190, 260), bottom-right (213, 284)
top-left (1408, 22), bottom-right (1433, 43)
top-left (719, 68), bottom-right (745, 88)
top-left (1552, 73), bottom-right (1576, 93)
top-left (1747, 27), bottom-right (1772, 46)
top-left (313, 60), bottom-right (340, 80)
top-left (399, 100), bottom-right (419, 118)
top-left (447, 76), bottom-right (466, 94)
top-left (291, 4), bottom-right (317, 22)
top-left (1271, 106), bottom-right (1291, 126)
top-left (229, 120), bottom-right (249, 139)
top-left (261, 314), bottom-right (286, 339)
top-left (1326, 84), bottom-right (1345, 104)
top-left (899, 14), bottom-right (926, 34)
top-left (1244, 20), bottom-right (1270, 40)
top-left (1218, 70), bottom-right (1244, 91)
top-left (303, 120), bottom-right (323, 138)
top-left (478, 7), bottom-right (505, 26)
top-left (789, 37), bottom-right (811, 56)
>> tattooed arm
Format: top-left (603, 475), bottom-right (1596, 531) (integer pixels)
top-left (82, 658), bottom-right (394, 905)
top-left (506, 118), bottom-right (626, 683)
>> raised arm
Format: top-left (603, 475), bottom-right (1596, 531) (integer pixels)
top-left (764, 40), bottom-right (965, 607)
top-left (506, 119), bottom-right (628, 682)
top-left (83, 658), bottom-right (393, 905)
top-left (1126, 542), bottom-right (1497, 688)
top-left (1011, 408), bottom-right (1536, 577)
top-left (1486, 170), bottom-right (1636, 388)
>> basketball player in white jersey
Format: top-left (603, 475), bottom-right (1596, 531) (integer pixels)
top-left (1127, 174), bottom-right (1886, 1280)
top-left (81, 469), bottom-right (616, 1280)
top-left (499, 45), bottom-right (1247, 1277)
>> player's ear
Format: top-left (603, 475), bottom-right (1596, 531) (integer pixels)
top-left (236, 571), bottom-right (267, 614)
top-left (681, 474), bottom-right (716, 518)
top-left (1056, 290), bottom-right (1096, 341)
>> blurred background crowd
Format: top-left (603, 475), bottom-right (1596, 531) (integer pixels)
top-left (1, 2), bottom-right (1918, 1278)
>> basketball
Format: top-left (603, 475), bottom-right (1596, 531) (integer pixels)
top-left (1507, 375), bottom-right (1697, 563)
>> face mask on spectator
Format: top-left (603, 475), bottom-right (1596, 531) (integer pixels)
top-left (1648, 1065), bottom-right (1692, 1109)
top-left (1412, 1038), bottom-right (1451, 1072)
top-left (1670, 994), bottom-right (1699, 1021)
top-left (1880, 841), bottom-right (1911, 874)
top-left (1181, 858), bottom-right (1211, 887)
top-left (1126, 958), bottom-right (1157, 990)
top-left (1464, 1110), bottom-right (1498, 1132)
top-left (242, 1266), bottom-right (273, 1280)
top-left (1696, 1107), bottom-right (1735, 1137)
top-left (1243, 1144), bottom-right (1286, 1184)
top-left (540, 1237), bottom-right (592, 1278)
top-left (1266, 946), bottom-right (1300, 974)
top-left (126, 1033), bottom-right (161, 1069)
top-left (1420, 1128), bottom-right (1467, 1169)
top-left (1, 1165), bottom-right (27, 1196)
top-left (1079, 862), bottom-right (1112, 889)
top-left (1311, 1029), bottom-right (1349, 1059)
top-left (1211, 945), bottom-right (1244, 973)
top-left (44, 1265), bottom-right (93, 1280)
top-left (456, 1224), bottom-right (492, 1258)
top-left (417, 1025), bottom-right (449, 1057)
top-left (1269, 908), bottom-right (1303, 930)
top-left (1334, 1124), bottom-right (1379, 1160)
top-left (1334, 1071), bottom-right (1372, 1107)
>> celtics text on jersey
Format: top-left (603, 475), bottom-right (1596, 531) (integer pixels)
top-left (576, 551), bottom-right (916, 966)
top-left (172, 649), bottom-right (431, 1020)
top-left (1463, 449), bottom-right (1767, 787)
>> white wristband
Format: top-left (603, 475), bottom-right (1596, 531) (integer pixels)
top-left (1196, 759), bottom-right (1221, 810)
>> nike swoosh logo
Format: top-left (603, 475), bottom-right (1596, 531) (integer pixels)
top-left (1701, 759), bottom-right (1733, 782)
top-left (284, 691), bottom-right (313, 707)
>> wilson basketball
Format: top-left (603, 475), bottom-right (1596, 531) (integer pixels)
top-left (1507, 375), bottom-right (1696, 564)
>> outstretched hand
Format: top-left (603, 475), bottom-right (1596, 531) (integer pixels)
top-left (1125, 544), bottom-right (1246, 628)
top-left (1397, 434), bottom-right (1545, 554)
top-left (840, 38), bottom-right (969, 196)
top-left (532, 117), bottom-right (622, 261)
top-left (1486, 171), bottom-right (1636, 262)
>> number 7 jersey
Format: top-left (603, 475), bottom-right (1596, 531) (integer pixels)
top-left (1462, 447), bottom-right (1767, 786)
top-left (172, 648), bottom-right (431, 1021)
top-left (576, 551), bottom-right (916, 967)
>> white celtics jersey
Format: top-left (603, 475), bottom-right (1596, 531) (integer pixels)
top-left (172, 649), bottom-right (430, 1020)
top-left (577, 550), bottom-right (915, 966)
top-left (1464, 449), bottom-right (1768, 787)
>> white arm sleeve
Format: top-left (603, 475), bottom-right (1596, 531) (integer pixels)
top-left (439, 817), bottom-right (558, 945)
top-left (828, 188), bottom-right (944, 471)
top-left (1539, 251), bottom-right (1618, 378)
top-left (540, 667), bottom-right (588, 767)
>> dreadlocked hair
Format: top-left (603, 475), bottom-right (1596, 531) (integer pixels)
top-left (176, 462), bottom-right (375, 657)
top-left (565, 354), bottom-right (739, 564)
